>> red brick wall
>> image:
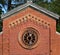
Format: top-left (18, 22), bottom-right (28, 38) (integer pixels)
top-left (2, 7), bottom-right (60, 55)
top-left (56, 34), bottom-right (60, 55)
top-left (0, 32), bottom-right (3, 55)
top-left (2, 27), bottom-right (10, 55)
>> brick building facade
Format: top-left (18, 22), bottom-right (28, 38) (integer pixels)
top-left (0, 1), bottom-right (60, 55)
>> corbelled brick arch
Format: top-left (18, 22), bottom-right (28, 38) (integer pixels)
top-left (9, 14), bottom-right (50, 28)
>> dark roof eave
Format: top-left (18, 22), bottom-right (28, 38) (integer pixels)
top-left (1, 2), bottom-right (60, 20)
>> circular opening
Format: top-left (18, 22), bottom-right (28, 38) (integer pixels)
top-left (18, 27), bottom-right (39, 49)
top-left (22, 27), bottom-right (38, 47)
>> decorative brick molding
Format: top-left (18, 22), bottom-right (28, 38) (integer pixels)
top-left (9, 14), bottom-right (50, 28)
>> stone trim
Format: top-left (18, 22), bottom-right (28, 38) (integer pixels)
top-left (0, 32), bottom-right (3, 35)
top-left (56, 32), bottom-right (60, 35)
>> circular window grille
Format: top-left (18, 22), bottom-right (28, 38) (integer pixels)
top-left (22, 29), bottom-right (38, 46)
top-left (18, 27), bottom-right (38, 49)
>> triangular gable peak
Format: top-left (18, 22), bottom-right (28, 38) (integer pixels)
top-left (3, 7), bottom-right (56, 28)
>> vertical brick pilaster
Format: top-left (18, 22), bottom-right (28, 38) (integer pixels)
top-left (3, 29), bottom-right (10, 55)
top-left (0, 32), bottom-right (3, 55)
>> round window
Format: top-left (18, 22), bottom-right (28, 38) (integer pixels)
top-left (18, 27), bottom-right (39, 49)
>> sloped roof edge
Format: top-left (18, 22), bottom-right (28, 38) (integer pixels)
top-left (1, 2), bottom-right (60, 19)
